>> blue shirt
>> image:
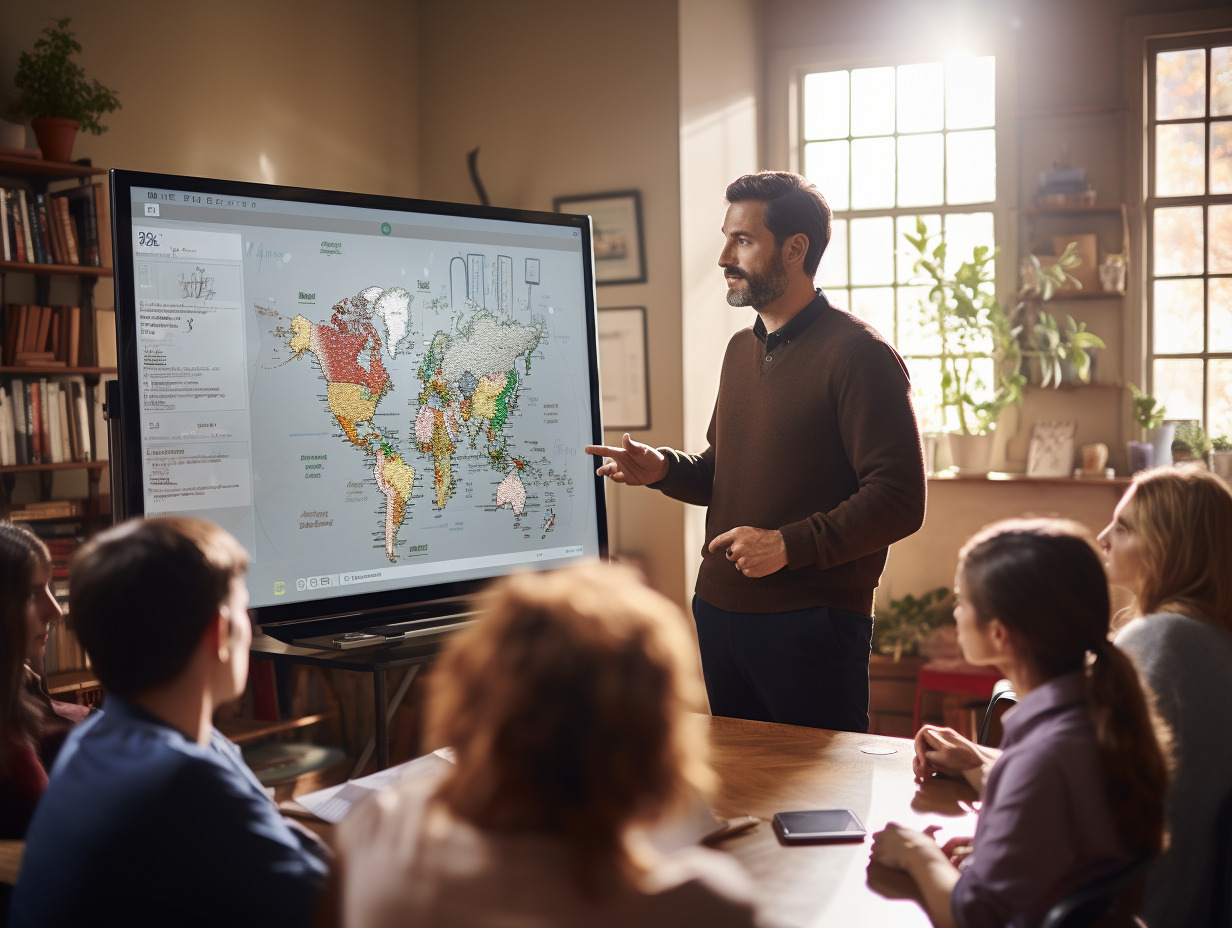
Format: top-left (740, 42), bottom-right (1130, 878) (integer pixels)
top-left (951, 672), bottom-right (1135, 928)
top-left (10, 697), bottom-right (329, 927)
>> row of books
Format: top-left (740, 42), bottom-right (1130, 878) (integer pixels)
top-left (45, 619), bottom-right (92, 676)
top-left (0, 181), bottom-right (112, 268)
top-left (1, 304), bottom-right (117, 369)
top-left (0, 375), bottom-right (110, 467)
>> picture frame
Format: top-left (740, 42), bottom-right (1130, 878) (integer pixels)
top-left (1026, 420), bottom-right (1078, 478)
top-left (595, 306), bottom-right (650, 430)
top-left (554, 190), bottom-right (646, 285)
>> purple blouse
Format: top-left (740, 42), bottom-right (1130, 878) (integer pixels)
top-left (951, 671), bottom-right (1135, 928)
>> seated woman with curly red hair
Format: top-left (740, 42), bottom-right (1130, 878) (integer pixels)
top-left (338, 563), bottom-right (761, 928)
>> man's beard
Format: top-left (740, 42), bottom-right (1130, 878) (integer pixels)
top-left (725, 254), bottom-right (790, 309)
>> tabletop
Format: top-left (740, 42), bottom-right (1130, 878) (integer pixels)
top-left (702, 715), bottom-right (978, 928)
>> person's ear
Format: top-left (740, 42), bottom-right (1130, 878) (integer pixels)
top-left (781, 232), bottom-right (809, 270)
top-left (987, 618), bottom-right (1012, 653)
top-left (209, 610), bottom-right (230, 663)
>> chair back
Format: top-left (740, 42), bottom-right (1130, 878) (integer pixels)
top-left (977, 683), bottom-right (1017, 746)
top-left (1213, 789), bottom-right (1232, 928)
top-left (1038, 856), bottom-right (1151, 928)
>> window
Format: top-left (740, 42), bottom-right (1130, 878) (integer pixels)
top-left (799, 56), bottom-right (996, 430)
top-left (1147, 38), bottom-right (1232, 437)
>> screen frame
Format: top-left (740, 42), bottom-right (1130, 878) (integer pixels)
top-left (108, 168), bottom-right (609, 631)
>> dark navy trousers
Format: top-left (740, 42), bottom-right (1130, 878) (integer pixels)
top-left (692, 595), bottom-right (874, 733)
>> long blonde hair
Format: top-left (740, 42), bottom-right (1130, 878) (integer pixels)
top-left (428, 563), bottom-right (712, 896)
top-left (1125, 465), bottom-right (1232, 634)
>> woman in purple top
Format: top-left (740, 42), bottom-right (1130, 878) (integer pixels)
top-left (870, 518), bottom-right (1170, 928)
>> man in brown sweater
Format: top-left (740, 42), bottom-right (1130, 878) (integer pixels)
top-left (586, 171), bottom-right (925, 732)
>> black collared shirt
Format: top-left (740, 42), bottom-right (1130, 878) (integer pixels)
top-left (752, 290), bottom-right (826, 359)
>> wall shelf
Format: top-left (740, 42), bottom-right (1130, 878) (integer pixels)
top-left (929, 471), bottom-right (1132, 487)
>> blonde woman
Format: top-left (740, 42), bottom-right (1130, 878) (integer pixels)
top-left (1098, 464), bottom-right (1232, 928)
top-left (338, 564), bottom-right (760, 928)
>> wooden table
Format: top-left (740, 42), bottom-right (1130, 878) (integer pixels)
top-left (703, 715), bottom-right (978, 927)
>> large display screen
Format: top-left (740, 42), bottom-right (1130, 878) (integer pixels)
top-left (109, 170), bottom-right (606, 630)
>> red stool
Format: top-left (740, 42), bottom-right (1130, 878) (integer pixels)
top-left (913, 659), bottom-right (1004, 732)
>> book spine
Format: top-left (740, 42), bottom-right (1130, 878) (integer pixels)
top-left (0, 187), bottom-right (10, 262)
top-left (68, 306), bottom-right (81, 368)
top-left (0, 386), bottom-right (13, 466)
top-left (35, 194), bottom-right (54, 266)
top-left (11, 378), bottom-right (28, 465)
top-left (18, 190), bottom-right (40, 264)
top-left (28, 379), bottom-right (42, 463)
top-left (56, 385), bottom-right (72, 462)
top-left (80, 187), bottom-right (100, 267)
top-left (10, 192), bottom-right (27, 263)
top-left (71, 378), bottom-right (91, 461)
top-left (93, 183), bottom-right (112, 269)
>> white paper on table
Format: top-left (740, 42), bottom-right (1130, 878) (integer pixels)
top-left (295, 747), bottom-right (456, 823)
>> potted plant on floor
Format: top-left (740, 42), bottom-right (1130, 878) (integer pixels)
top-left (905, 220), bottom-right (1025, 473)
top-left (873, 587), bottom-right (954, 663)
top-left (1128, 383), bottom-right (1167, 473)
top-left (10, 17), bottom-right (121, 163)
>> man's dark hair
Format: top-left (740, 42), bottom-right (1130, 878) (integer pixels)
top-left (725, 171), bottom-right (832, 276)
top-left (69, 518), bottom-right (249, 698)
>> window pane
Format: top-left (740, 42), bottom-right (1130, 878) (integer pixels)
top-left (827, 287), bottom-right (852, 312)
top-left (1209, 278), bottom-right (1232, 352)
top-left (1208, 359), bottom-right (1232, 440)
top-left (1154, 206), bottom-right (1205, 275)
top-left (1156, 123), bottom-right (1207, 196)
top-left (817, 219), bottom-right (848, 288)
top-left (946, 56), bottom-right (996, 129)
top-left (851, 67), bottom-right (895, 136)
top-left (851, 137), bottom-right (896, 209)
top-left (1156, 49), bottom-right (1207, 120)
top-left (1153, 279), bottom-right (1205, 354)
top-left (898, 285), bottom-right (941, 355)
top-left (1212, 122), bottom-right (1232, 194)
top-left (897, 62), bottom-right (943, 132)
top-left (1210, 205), bottom-right (1232, 273)
top-left (947, 130), bottom-right (996, 204)
top-left (803, 71), bottom-right (849, 140)
top-left (943, 212), bottom-right (995, 277)
top-left (906, 358), bottom-right (945, 433)
top-left (897, 134), bottom-right (944, 206)
top-left (1153, 358), bottom-right (1204, 421)
top-left (1214, 47), bottom-right (1232, 117)
top-left (850, 287), bottom-right (895, 340)
top-left (897, 214), bottom-right (940, 283)
top-left (804, 140), bottom-right (850, 210)
top-left (850, 216), bottom-right (894, 285)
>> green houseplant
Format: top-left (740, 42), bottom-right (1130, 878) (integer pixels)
top-left (904, 221), bottom-right (1024, 441)
top-left (873, 587), bottom-right (954, 662)
top-left (1127, 383), bottom-right (1168, 472)
top-left (1173, 420), bottom-right (1211, 464)
top-left (11, 17), bottom-right (120, 163)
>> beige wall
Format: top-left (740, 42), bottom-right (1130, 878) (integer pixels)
top-left (416, 0), bottom-right (687, 607)
top-left (1, 2), bottom-right (420, 196)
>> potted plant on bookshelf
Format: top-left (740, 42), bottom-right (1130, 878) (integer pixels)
top-left (873, 587), bottom-right (954, 662)
top-left (1016, 243), bottom-right (1107, 387)
top-left (1172, 420), bottom-right (1212, 465)
top-left (1128, 383), bottom-right (1167, 473)
top-left (10, 17), bottom-right (120, 163)
top-left (905, 220), bottom-right (1025, 473)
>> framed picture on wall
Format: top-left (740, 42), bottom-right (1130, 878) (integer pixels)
top-left (554, 190), bottom-right (646, 285)
top-left (595, 306), bottom-right (650, 430)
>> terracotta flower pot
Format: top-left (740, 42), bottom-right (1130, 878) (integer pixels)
top-left (30, 117), bottom-right (79, 164)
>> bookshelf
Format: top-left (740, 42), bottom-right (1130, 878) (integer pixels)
top-left (1, 153), bottom-right (114, 683)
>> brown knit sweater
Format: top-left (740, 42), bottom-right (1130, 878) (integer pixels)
top-left (653, 291), bottom-right (926, 616)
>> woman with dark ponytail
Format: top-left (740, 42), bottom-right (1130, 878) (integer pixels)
top-left (870, 518), bottom-right (1169, 928)
top-left (1099, 464), bottom-right (1232, 928)
top-left (0, 523), bottom-right (89, 840)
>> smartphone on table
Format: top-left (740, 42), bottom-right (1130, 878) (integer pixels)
top-left (772, 809), bottom-right (867, 844)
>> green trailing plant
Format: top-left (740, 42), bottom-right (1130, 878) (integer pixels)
top-left (1128, 383), bottom-right (1166, 442)
top-left (873, 587), bottom-right (954, 662)
top-left (1173, 420), bottom-right (1211, 462)
top-left (1211, 435), bottom-right (1232, 452)
top-left (11, 18), bottom-right (120, 134)
top-left (1016, 243), bottom-right (1107, 388)
top-left (905, 220), bottom-right (1025, 436)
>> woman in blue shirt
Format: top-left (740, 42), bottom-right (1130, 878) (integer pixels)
top-left (870, 518), bottom-right (1170, 928)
